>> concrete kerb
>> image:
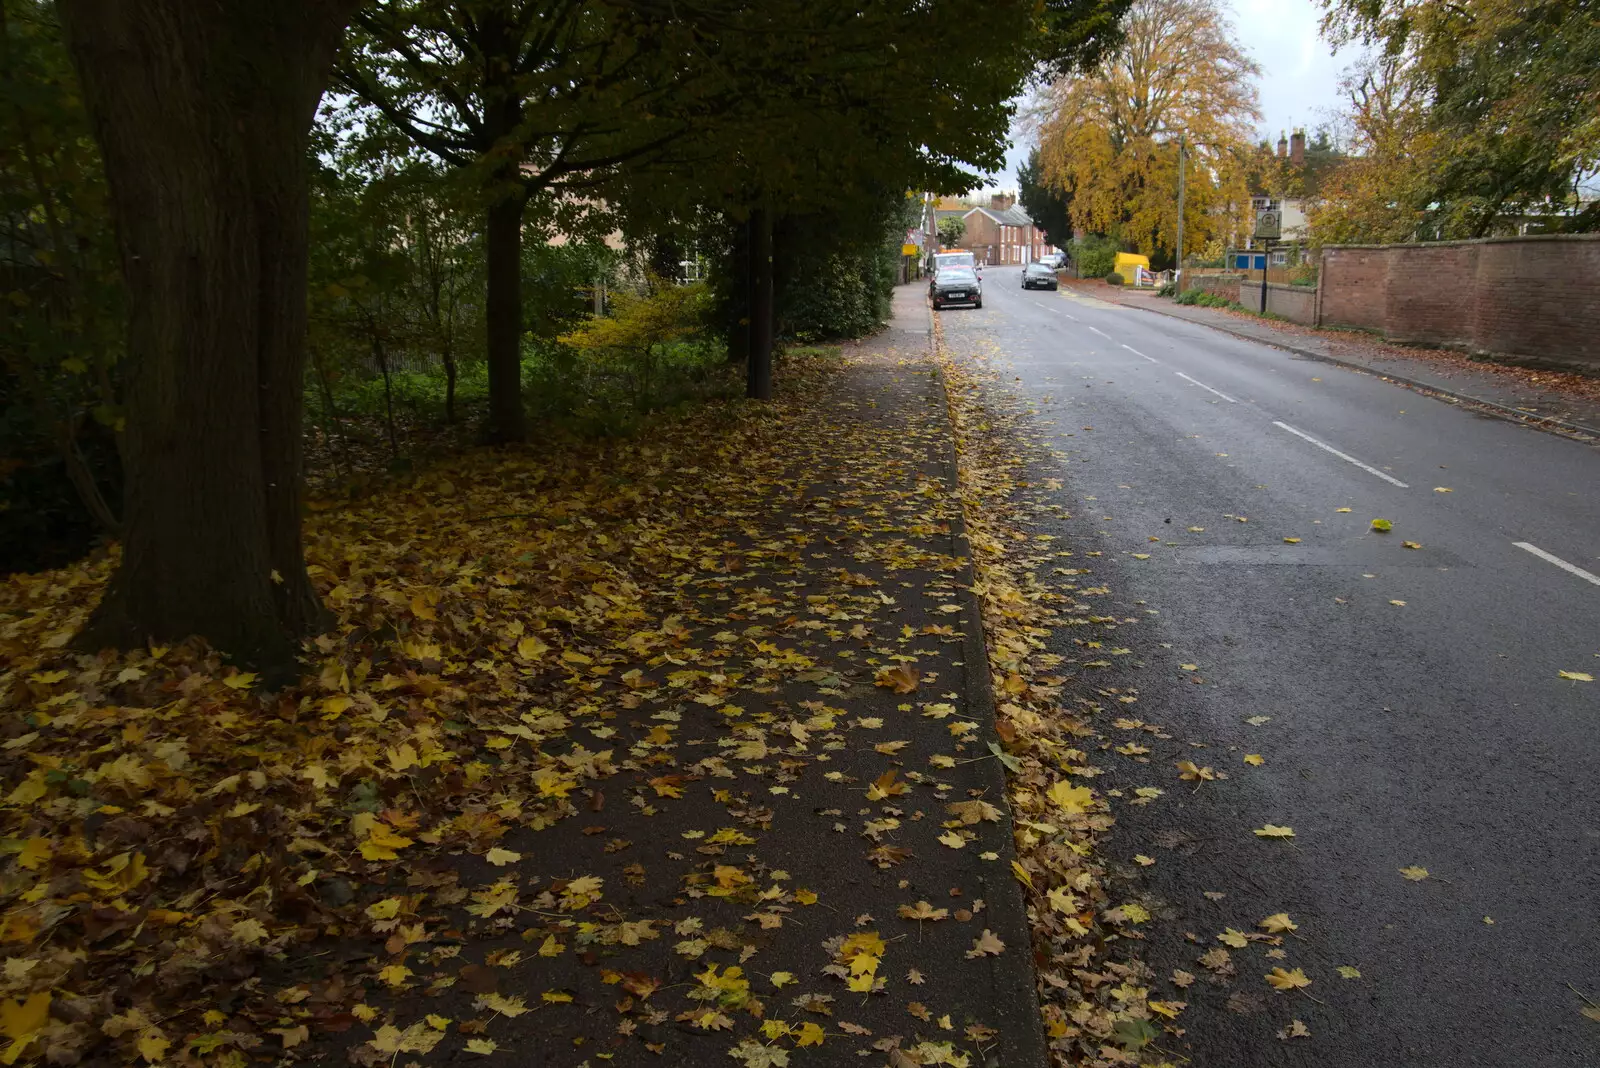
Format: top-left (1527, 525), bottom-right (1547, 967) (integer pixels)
top-left (919, 301), bottom-right (1052, 1068)
top-left (1107, 295), bottom-right (1600, 442)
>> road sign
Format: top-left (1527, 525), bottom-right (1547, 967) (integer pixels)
top-left (1254, 208), bottom-right (1281, 241)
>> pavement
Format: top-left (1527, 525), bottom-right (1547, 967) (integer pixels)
top-left (324, 284), bottom-right (1046, 1068)
top-left (936, 267), bottom-right (1600, 1067)
top-left (1079, 281), bottom-right (1600, 436)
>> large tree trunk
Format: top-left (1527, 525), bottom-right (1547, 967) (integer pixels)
top-left (484, 186), bottom-right (528, 443)
top-left (747, 208), bottom-right (774, 401)
top-left (59, 0), bottom-right (353, 672)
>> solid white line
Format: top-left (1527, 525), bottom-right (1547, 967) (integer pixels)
top-left (1175, 372), bottom-right (1237, 403)
top-left (1513, 542), bottom-right (1600, 587)
top-left (1122, 344), bottom-right (1159, 364)
top-left (1272, 420), bottom-right (1409, 487)
top-left (1089, 325), bottom-right (1111, 339)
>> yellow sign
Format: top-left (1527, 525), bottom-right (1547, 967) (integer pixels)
top-left (901, 244), bottom-right (920, 256)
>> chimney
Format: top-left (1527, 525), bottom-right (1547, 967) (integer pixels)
top-left (1277, 132), bottom-right (1287, 158)
top-left (990, 192), bottom-right (1015, 211)
top-left (1290, 130), bottom-right (1305, 167)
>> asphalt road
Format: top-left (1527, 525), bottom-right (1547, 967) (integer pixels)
top-left (937, 268), bottom-right (1600, 1067)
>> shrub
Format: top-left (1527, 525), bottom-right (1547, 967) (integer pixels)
top-left (1070, 235), bottom-right (1118, 278)
top-left (1105, 272), bottom-right (1125, 286)
top-left (1156, 281), bottom-right (1176, 298)
top-left (1175, 289), bottom-right (1199, 305)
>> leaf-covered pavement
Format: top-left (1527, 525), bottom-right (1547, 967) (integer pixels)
top-left (0, 300), bottom-right (1115, 1066)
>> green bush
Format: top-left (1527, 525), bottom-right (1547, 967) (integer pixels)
top-left (1175, 289), bottom-right (1199, 305)
top-left (1157, 281), bottom-right (1176, 298)
top-left (1105, 272), bottom-right (1125, 286)
top-left (1071, 236), bottom-right (1118, 279)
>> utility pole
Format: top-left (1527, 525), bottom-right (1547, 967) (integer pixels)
top-left (1175, 133), bottom-right (1186, 294)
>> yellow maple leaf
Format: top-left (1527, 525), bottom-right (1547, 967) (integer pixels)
top-left (1047, 781), bottom-right (1093, 814)
top-left (484, 847), bottom-right (521, 866)
top-left (1558, 670), bottom-right (1593, 682)
top-left (1399, 866), bottom-right (1430, 881)
top-left (1254, 824), bottom-right (1295, 839)
top-left (465, 1038), bottom-right (498, 1055)
top-left (1260, 913), bottom-right (1298, 933)
top-left (795, 1022), bottom-right (825, 1047)
top-left (542, 990), bottom-right (573, 1003)
top-left (1265, 967), bottom-right (1312, 992)
top-left (387, 743), bottom-right (419, 773)
top-left (378, 963), bottom-right (412, 986)
top-left (135, 1029), bottom-right (169, 1063)
top-left (0, 992), bottom-right (49, 1040)
top-left (538, 934), bottom-right (564, 957)
top-left (1244, 754), bottom-right (1265, 766)
top-left (365, 898), bottom-right (402, 921)
top-left (359, 822), bottom-right (414, 861)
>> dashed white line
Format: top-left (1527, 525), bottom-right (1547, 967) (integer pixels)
top-left (1513, 542), bottom-right (1600, 587)
top-left (1088, 325), bottom-right (1111, 339)
top-left (1175, 372), bottom-right (1237, 403)
top-left (1272, 420), bottom-right (1409, 487)
top-left (1122, 344), bottom-right (1159, 364)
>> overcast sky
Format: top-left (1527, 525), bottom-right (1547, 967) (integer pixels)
top-left (986, 0), bottom-right (1360, 191)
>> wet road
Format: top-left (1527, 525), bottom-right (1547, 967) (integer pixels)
top-left (937, 268), bottom-right (1600, 1067)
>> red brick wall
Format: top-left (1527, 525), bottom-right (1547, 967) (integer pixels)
top-left (1319, 247), bottom-right (1388, 333)
top-left (1319, 236), bottom-right (1600, 373)
top-left (958, 213), bottom-right (999, 264)
top-left (1381, 243), bottom-right (1478, 348)
top-left (1189, 274), bottom-right (1241, 303)
top-left (1471, 239), bottom-right (1600, 371)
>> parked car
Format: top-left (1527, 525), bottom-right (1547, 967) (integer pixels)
top-left (1021, 261), bottom-right (1059, 290)
top-left (1037, 252), bottom-right (1065, 270)
top-left (929, 250), bottom-right (979, 296)
top-left (932, 266), bottom-right (982, 310)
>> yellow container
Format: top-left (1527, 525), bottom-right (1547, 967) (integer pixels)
top-left (1113, 252), bottom-right (1150, 277)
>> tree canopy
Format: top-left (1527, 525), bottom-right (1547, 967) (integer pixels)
top-left (1317, 0), bottom-right (1600, 238)
top-left (1034, 0), bottom-right (1260, 257)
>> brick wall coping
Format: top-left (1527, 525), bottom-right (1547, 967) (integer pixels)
top-left (1322, 233), bottom-right (1600, 252)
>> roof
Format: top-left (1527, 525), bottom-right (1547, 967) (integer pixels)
top-left (964, 205), bottom-right (1035, 227)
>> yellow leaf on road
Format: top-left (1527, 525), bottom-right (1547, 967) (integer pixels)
top-left (1559, 671), bottom-right (1593, 682)
top-left (1254, 824), bottom-right (1295, 839)
top-left (485, 847), bottom-right (522, 866)
top-left (1244, 754), bottom-right (1265, 766)
top-left (1260, 913), bottom-right (1298, 933)
top-left (1265, 967), bottom-right (1312, 992)
top-left (1399, 866), bottom-right (1429, 881)
top-left (1337, 966), bottom-right (1362, 979)
top-left (465, 1038), bottom-right (499, 1055)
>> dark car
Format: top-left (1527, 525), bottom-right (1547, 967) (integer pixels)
top-left (932, 266), bottom-right (981, 310)
top-left (1021, 261), bottom-right (1059, 290)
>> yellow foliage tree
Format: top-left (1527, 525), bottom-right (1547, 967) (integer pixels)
top-left (558, 277), bottom-right (709, 410)
top-left (1034, 0), bottom-right (1261, 259)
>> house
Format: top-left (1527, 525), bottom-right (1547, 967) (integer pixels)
top-left (1248, 129), bottom-right (1343, 265)
top-left (935, 194), bottom-right (1058, 265)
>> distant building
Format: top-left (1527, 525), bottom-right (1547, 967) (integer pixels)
top-left (934, 193), bottom-right (1058, 265)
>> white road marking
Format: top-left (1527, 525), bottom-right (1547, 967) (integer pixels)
top-left (1272, 420), bottom-right (1409, 487)
top-left (1513, 542), bottom-right (1600, 587)
top-left (1175, 372), bottom-right (1237, 403)
top-left (1089, 325), bottom-right (1111, 339)
top-left (1122, 344), bottom-right (1159, 364)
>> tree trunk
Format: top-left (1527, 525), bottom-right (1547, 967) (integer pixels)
top-left (747, 208), bottom-right (774, 401)
top-left (59, 0), bottom-right (352, 672)
top-left (485, 186), bottom-right (528, 443)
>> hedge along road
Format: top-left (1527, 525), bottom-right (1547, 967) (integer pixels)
top-left (936, 266), bottom-right (1599, 1067)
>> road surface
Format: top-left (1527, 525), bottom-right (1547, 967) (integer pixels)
top-left (937, 268), bottom-right (1599, 1067)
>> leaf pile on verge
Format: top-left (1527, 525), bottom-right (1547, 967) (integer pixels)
top-left (933, 318), bottom-right (1165, 1066)
top-left (0, 346), bottom-right (1034, 1067)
